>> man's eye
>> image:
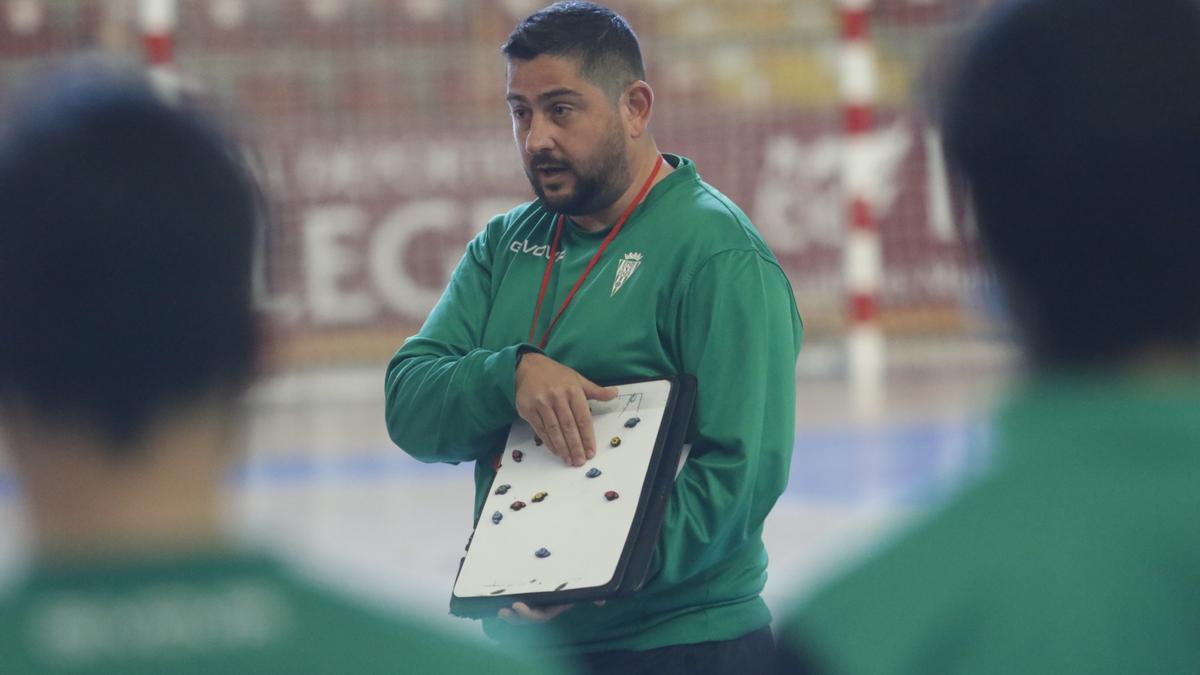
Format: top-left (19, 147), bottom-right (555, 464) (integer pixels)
top-left (551, 105), bottom-right (571, 117)
top-left (511, 108), bottom-right (529, 121)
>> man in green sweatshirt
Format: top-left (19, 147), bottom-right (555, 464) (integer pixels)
top-left (0, 65), bottom-right (561, 674)
top-left (776, 1), bottom-right (1200, 673)
top-left (385, 2), bottom-right (803, 672)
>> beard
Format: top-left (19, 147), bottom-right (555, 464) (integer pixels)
top-left (524, 118), bottom-right (632, 216)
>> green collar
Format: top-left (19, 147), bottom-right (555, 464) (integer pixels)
top-left (18, 548), bottom-right (281, 591)
top-left (996, 374), bottom-right (1200, 469)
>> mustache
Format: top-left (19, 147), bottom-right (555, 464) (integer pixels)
top-left (530, 154), bottom-right (571, 171)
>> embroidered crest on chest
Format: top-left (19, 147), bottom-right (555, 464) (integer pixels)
top-left (612, 252), bottom-right (643, 297)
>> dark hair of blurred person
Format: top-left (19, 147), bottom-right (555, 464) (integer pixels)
top-left (943, 0), bottom-right (1200, 369)
top-left (0, 66), bottom-right (258, 451)
top-left (775, 1), bottom-right (1200, 673)
top-left (0, 64), bottom-right (564, 675)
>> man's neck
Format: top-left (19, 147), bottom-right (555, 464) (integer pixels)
top-left (8, 405), bottom-right (234, 561)
top-left (572, 146), bottom-right (674, 233)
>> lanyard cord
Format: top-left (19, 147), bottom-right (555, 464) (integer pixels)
top-left (528, 154), bottom-right (665, 350)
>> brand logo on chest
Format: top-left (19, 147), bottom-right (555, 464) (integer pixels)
top-left (510, 238), bottom-right (566, 261)
top-left (611, 252), bottom-right (643, 296)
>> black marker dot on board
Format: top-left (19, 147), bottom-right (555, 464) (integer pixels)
top-left (535, 548), bottom-right (551, 558)
top-left (555, 582), bottom-right (568, 591)
top-left (512, 449), bottom-right (524, 462)
top-left (625, 417), bottom-right (641, 428)
top-left (490, 589), bottom-right (506, 595)
top-left (534, 436), bottom-right (543, 446)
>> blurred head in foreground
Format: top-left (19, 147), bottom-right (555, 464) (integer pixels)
top-left (0, 64), bottom-right (562, 675)
top-left (943, 0), bottom-right (1200, 370)
top-left (776, 2), bottom-right (1200, 673)
top-left (0, 63), bottom-right (258, 556)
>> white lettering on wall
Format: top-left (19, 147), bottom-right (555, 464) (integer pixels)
top-left (752, 121), bottom-right (912, 254)
top-left (303, 205), bottom-right (378, 324)
top-left (291, 139), bottom-right (522, 201)
top-left (924, 127), bottom-right (956, 243)
top-left (369, 199), bottom-right (463, 320)
top-left (271, 197), bottom-right (529, 326)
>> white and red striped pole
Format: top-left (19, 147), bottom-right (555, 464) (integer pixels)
top-left (138, 0), bottom-right (181, 100)
top-left (839, 0), bottom-right (885, 415)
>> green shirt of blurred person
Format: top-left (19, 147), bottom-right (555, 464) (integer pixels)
top-left (384, 3), bottom-right (802, 669)
top-left (0, 553), bottom-right (546, 674)
top-left (776, 1), bottom-right (1200, 673)
top-left (779, 379), bottom-right (1200, 675)
top-left (0, 65), bottom-right (567, 675)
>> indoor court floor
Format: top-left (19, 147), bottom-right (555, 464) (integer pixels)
top-left (0, 338), bottom-right (1013, 637)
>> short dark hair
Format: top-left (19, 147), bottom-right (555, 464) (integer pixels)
top-left (942, 0), bottom-right (1200, 368)
top-left (502, 2), bottom-right (645, 100)
top-left (0, 65), bottom-right (260, 446)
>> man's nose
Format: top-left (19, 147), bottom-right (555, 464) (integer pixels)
top-left (524, 113), bottom-right (555, 156)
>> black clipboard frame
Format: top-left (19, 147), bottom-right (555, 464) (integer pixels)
top-left (449, 374), bottom-right (697, 618)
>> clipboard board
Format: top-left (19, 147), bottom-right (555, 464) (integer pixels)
top-left (449, 374), bottom-right (697, 618)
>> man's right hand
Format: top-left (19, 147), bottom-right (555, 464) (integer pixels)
top-left (514, 353), bottom-right (618, 466)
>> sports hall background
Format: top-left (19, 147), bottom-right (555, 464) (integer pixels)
top-left (0, 0), bottom-right (1007, 630)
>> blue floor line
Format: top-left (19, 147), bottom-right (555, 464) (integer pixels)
top-left (0, 418), bottom-right (992, 505)
top-left (0, 474), bottom-right (16, 499)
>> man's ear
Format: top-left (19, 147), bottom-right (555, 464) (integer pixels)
top-left (622, 81), bottom-right (654, 139)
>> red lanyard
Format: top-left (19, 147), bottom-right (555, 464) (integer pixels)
top-left (528, 154), bottom-right (665, 350)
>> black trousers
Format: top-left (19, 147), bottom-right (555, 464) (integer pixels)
top-left (578, 626), bottom-right (777, 675)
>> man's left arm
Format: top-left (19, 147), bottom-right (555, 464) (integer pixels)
top-left (655, 248), bottom-right (803, 584)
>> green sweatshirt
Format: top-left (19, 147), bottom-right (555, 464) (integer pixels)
top-left (778, 377), bottom-right (1200, 674)
top-left (0, 551), bottom-right (565, 674)
top-left (385, 154), bottom-right (803, 653)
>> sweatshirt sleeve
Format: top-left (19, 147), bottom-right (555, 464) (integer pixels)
top-left (654, 248), bottom-right (803, 583)
top-left (384, 220), bottom-right (538, 463)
